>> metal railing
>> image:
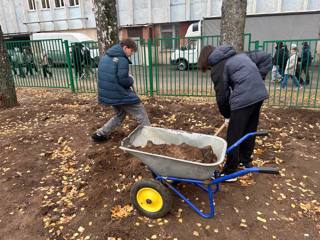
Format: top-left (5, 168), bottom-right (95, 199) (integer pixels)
top-left (262, 39), bottom-right (320, 108)
top-left (5, 35), bottom-right (320, 108)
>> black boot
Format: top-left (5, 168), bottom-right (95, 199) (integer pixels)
top-left (91, 132), bottom-right (108, 142)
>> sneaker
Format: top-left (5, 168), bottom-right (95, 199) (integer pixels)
top-left (239, 162), bottom-right (254, 168)
top-left (220, 173), bottom-right (238, 182)
top-left (91, 132), bottom-right (108, 142)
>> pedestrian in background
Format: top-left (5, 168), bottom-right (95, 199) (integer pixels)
top-left (72, 43), bottom-right (84, 79)
top-left (82, 45), bottom-right (94, 79)
top-left (300, 42), bottom-right (312, 85)
top-left (42, 50), bottom-right (53, 78)
top-left (272, 42), bottom-right (288, 82)
top-left (280, 44), bottom-right (300, 89)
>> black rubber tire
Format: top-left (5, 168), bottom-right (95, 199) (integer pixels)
top-left (130, 179), bottom-right (173, 218)
top-left (176, 59), bottom-right (188, 71)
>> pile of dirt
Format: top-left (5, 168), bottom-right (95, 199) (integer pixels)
top-left (134, 141), bottom-right (218, 163)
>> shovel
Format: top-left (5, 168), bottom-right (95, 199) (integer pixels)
top-left (214, 122), bottom-right (227, 136)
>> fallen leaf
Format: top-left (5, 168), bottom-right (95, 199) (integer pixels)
top-left (257, 216), bottom-right (267, 223)
top-left (111, 205), bottom-right (133, 219)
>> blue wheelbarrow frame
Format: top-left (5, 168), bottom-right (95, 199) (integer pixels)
top-left (152, 131), bottom-right (279, 219)
top-left (120, 127), bottom-right (279, 219)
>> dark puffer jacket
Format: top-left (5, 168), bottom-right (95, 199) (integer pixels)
top-left (97, 44), bottom-right (140, 105)
top-left (301, 45), bottom-right (312, 68)
top-left (272, 47), bottom-right (289, 70)
top-left (209, 45), bottom-right (271, 118)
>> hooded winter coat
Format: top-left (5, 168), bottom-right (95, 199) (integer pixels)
top-left (97, 44), bottom-right (140, 105)
top-left (209, 45), bottom-right (270, 118)
top-left (301, 45), bottom-right (312, 68)
top-left (272, 46), bottom-right (289, 70)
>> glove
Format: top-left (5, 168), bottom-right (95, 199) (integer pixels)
top-left (224, 118), bottom-right (230, 125)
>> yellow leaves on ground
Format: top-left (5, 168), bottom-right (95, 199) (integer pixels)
top-left (239, 174), bottom-right (256, 186)
top-left (299, 201), bottom-right (320, 219)
top-left (111, 204), bottom-right (133, 219)
top-left (51, 138), bottom-right (75, 160)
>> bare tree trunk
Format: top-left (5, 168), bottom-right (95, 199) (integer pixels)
top-left (220, 0), bottom-right (247, 52)
top-left (0, 25), bottom-right (18, 108)
top-left (92, 0), bottom-right (119, 56)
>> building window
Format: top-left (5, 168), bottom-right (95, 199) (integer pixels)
top-left (55, 0), bottom-right (64, 8)
top-left (282, 0), bottom-right (304, 12)
top-left (28, 0), bottom-right (36, 10)
top-left (161, 24), bottom-right (179, 50)
top-left (69, 0), bottom-right (79, 6)
top-left (41, 0), bottom-right (50, 9)
top-left (192, 23), bottom-right (198, 32)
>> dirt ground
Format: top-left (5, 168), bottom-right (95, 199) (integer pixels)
top-left (0, 88), bottom-right (319, 240)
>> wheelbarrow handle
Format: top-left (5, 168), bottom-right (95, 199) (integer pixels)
top-left (258, 167), bottom-right (280, 174)
top-left (255, 131), bottom-right (269, 136)
top-left (226, 131), bottom-right (269, 154)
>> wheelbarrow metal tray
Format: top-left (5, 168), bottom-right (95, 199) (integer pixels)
top-left (120, 126), bottom-right (227, 180)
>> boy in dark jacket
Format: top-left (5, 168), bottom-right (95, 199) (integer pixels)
top-left (198, 45), bottom-right (272, 180)
top-left (92, 39), bottom-right (150, 142)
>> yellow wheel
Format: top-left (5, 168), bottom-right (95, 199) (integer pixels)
top-left (131, 179), bottom-right (172, 218)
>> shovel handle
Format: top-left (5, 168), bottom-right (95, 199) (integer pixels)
top-left (214, 122), bottom-right (227, 136)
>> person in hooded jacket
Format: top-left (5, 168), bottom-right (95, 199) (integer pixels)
top-left (271, 42), bottom-right (288, 82)
top-left (300, 42), bottom-right (312, 85)
top-left (272, 42), bottom-right (288, 78)
top-left (91, 38), bottom-right (150, 142)
top-left (198, 44), bottom-right (272, 180)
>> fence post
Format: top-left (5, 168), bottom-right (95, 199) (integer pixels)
top-left (147, 38), bottom-right (153, 97)
top-left (255, 40), bottom-right (260, 50)
top-left (64, 40), bottom-right (75, 93)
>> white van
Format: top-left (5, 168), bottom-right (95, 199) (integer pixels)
top-left (31, 32), bottom-right (99, 65)
top-left (170, 22), bottom-right (202, 71)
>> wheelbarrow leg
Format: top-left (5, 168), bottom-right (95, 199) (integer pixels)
top-left (160, 177), bottom-right (217, 219)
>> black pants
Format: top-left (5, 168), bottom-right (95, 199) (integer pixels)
top-left (301, 65), bottom-right (310, 84)
top-left (42, 65), bottom-right (52, 78)
top-left (224, 101), bottom-right (263, 173)
top-left (26, 63), bottom-right (33, 75)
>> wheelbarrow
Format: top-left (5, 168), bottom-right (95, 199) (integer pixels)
top-left (120, 126), bottom-right (279, 219)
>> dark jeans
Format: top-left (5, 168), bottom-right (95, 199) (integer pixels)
top-left (278, 67), bottom-right (285, 77)
top-left (26, 63), bottom-right (33, 75)
top-left (17, 64), bottom-right (25, 78)
top-left (223, 101), bottom-right (263, 173)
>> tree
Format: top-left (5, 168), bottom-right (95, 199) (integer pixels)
top-left (220, 0), bottom-right (247, 52)
top-left (92, 0), bottom-right (119, 56)
top-left (0, 25), bottom-right (18, 108)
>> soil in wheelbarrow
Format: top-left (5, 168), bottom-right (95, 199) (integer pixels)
top-left (134, 141), bottom-right (218, 163)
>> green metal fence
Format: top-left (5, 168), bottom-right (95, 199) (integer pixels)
top-left (5, 39), bottom-right (71, 89)
top-left (262, 39), bottom-right (320, 108)
top-left (4, 35), bottom-right (320, 108)
top-left (153, 34), bottom-right (252, 96)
